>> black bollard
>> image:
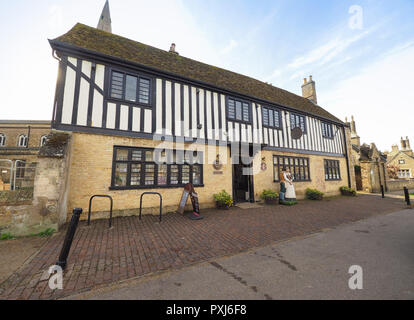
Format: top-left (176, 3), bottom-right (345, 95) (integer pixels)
top-left (57, 208), bottom-right (82, 270)
top-left (381, 185), bottom-right (385, 198)
top-left (404, 187), bottom-right (411, 206)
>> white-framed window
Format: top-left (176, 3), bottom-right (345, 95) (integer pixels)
top-left (0, 133), bottom-right (5, 146)
top-left (18, 134), bottom-right (28, 147)
top-left (40, 135), bottom-right (48, 147)
top-left (398, 169), bottom-right (411, 178)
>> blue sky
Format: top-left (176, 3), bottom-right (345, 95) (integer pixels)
top-left (0, 0), bottom-right (413, 150)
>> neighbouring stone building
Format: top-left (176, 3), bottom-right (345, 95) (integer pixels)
top-left (347, 116), bottom-right (387, 193)
top-left (0, 120), bottom-right (51, 191)
top-left (0, 132), bottom-right (71, 236)
top-left (385, 137), bottom-right (414, 179)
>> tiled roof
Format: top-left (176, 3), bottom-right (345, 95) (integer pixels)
top-left (50, 23), bottom-right (343, 124)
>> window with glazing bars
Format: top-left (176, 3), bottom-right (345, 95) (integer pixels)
top-left (324, 159), bottom-right (341, 180)
top-left (111, 147), bottom-right (203, 189)
top-left (110, 70), bottom-right (151, 105)
top-left (262, 107), bottom-right (281, 129)
top-left (290, 113), bottom-right (307, 133)
top-left (273, 155), bottom-right (310, 182)
top-left (321, 122), bottom-right (334, 138)
top-left (227, 97), bottom-right (250, 122)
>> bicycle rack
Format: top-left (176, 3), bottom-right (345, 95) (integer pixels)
top-left (139, 192), bottom-right (162, 222)
top-left (88, 195), bottom-right (114, 228)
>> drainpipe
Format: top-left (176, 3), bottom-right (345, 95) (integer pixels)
top-left (342, 126), bottom-right (352, 188)
top-left (27, 125), bottom-right (31, 149)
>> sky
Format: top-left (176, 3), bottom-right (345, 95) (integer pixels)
top-left (0, 0), bottom-right (413, 151)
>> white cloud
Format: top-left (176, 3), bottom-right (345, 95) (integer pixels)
top-left (288, 26), bottom-right (377, 70)
top-left (319, 42), bottom-right (414, 151)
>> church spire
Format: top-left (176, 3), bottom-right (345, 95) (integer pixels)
top-left (97, 0), bottom-right (112, 33)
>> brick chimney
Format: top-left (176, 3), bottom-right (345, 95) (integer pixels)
top-left (301, 75), bottom-right (317, 104)
top-left (169, 43), bottom-right (179, 55)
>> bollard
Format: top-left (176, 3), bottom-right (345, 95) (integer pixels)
top-left (57, 208), bottom-right (82, 270)
top-left (404, 187), bottom-right (411, 206)
top-left (381, 185), bottom-right (385, 198)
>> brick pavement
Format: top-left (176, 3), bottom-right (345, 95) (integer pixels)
top-left (0, 195), bottom-right (405, 300)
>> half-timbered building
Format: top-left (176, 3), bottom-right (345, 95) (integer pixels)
top-left (48, 5), bottom-right (355, 218)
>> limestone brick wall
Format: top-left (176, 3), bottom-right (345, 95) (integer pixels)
top-left (65, 132), bottom-right (233, 221)
top-left (253, 150), bottom-right (350, 200)
top-left (0, 126), bottom-right (50, 149)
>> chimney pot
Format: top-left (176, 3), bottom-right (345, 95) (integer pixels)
top-left (304, 78), bottom-right (307, 84)
top-left (309, 75), bottom-right (313, 81)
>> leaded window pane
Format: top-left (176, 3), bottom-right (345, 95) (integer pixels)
top-left (131, 164), bottom-right (141, 186)
top-left (111, 72), bottom-right (124, 99)
top-left (139, 78), bottom-right (150, 104)
top-left (158, 165), bottom-right (167, 185)
top-left (114, 163), bottom-right (127, 186)
top-left (144, 164), bottom-right (155, 185)
top-left (262, 108), bottom-right (269, 126)
top-left (193, 165), bottom-right (201, 185)
top-left (242, 103), bottom-right (249, 122)
top-left (125, 75), bottom-right (137, 102)
top-left (116, 149), bottom-right (129, 161)
top-left (182, 165), bottom-right (190, 184)
top-left (269, 109), bottom-right (274, 127)
top-left (235, 101), bottom-right (242, 120)
top-left (171, 165), bottom-right (179, 184)
top-left (228, 99), bottom-right (235, 119)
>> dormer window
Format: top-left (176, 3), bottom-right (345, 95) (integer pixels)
top-left (0, 134), bottom-right (5, 146)
top-left (18, 135), bottom-right (28, 148)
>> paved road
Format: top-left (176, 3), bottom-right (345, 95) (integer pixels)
top-left (69, 209), bottom-right (414, 300)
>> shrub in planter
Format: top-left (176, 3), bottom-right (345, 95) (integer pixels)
top-left (340, 186), bottom-right (357, 196)
top-left (260, 189), bottom-right (279, 205)
top-left (213, 190), bottom-right (233, 209)
top-left (305, 188), bottom-right (324, 200)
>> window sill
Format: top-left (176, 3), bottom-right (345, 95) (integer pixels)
top-left (109, 184), bottom-right (204, 191)
top-left (227, 119), bottom-right (253, 125)
top-left (263, 126), bottom-right (282, 130)
top-left (107, 97), bottom-right (153, 109)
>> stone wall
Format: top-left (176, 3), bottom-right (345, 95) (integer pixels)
top-left (0, 133), bottom-right (70, 237)
top-left (360, 161), bottom-right (387, 193)
top-left (386, 179), bottom-right (414, 192)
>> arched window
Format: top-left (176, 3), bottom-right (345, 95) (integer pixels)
top-left (40, 135), bottom-right (48, 147)
top-left (0, 134), bottom-right (5, 146)
top-left (18, 134), bottom-right (28, 147)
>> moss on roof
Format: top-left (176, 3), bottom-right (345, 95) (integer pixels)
top-left (51, 23), bottom-right (343, 123)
